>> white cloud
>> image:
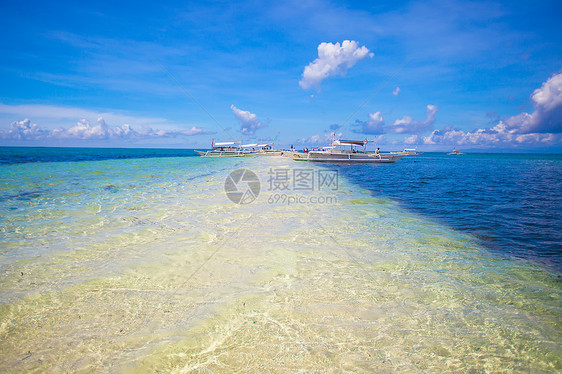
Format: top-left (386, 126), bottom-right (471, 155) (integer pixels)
top-left (1, 119), bottom-right (50, 140)
top-left (354, 111), bottom-right (385, 134)
top-left (369, 111), bottom-right (385, 130)
top-left (230, 105), bottom-right (265, 135)
top-left (0, 117), bottom-right (210, 141)
top-left (504, 72), bottom-right (562, 134)
top-left (404, 134), bottom-right (419, 144)
top-left (299, 40), bottom-right (373, 90)
top-left (65, 117), bottom-right (111, 139)
top-left (392, 87), bottom-right (400, 96)
top-left (298, 131), bottom-right (342, 145)
top-left (181, 126), bottom-right (208, 136)
top-left (390, 104), bottom-right (438, 134)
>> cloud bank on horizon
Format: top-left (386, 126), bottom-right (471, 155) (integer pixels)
top-left (0, 117), bottom-right (211, 142)
top-left (2, 69), bottom-right (560, 148)
top-left (416, 72), bottom-right (562, 147)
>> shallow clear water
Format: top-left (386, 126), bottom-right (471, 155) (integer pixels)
top-left (0, 148), bottom-right (560, 372)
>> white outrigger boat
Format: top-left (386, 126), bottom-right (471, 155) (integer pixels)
top-left (292, 139), bottom-right (405, 163)
top-left (195, 141), bottom-right (283, 157)
top-left (195, 141), bottom-right (246, 157)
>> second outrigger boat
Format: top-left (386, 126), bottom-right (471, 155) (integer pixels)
top-left (292, 139), bottom-right (405, 163)
top-left (195, 141), bottom-right (284, 157)
top-left (240, 143), bottom-right (283, 156)
top-left (251, 144), bottom-right (284, 156)
top-left (195, 141), bottom-right (246, 157)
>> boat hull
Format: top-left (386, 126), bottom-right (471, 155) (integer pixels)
top-left (195, 150), bottom-right (246, 157)
top-left (250, 151), bottom-right (284, 156)
top-left (293, 151), bottom-right (404, 163)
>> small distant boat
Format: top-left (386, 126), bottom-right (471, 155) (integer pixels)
top-left (292, 139), bottom-right (405, 163)
top-left (448, 149), bottom-right (463, 155)
top-left (195, 141), bottom-right (246, 157)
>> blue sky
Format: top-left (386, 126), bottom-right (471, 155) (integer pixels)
top-left (1, 0), bottom-right (561, 151)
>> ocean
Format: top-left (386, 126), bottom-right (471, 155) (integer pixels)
top-left (0, 147), bottom-right (560, 372)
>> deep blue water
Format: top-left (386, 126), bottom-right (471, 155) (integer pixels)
top-left (327, 153), bottom-right (562, 273)
top-left (0, 146), bottom-right (198, 164)
top-left (1, 147), bottom-right (561, 273)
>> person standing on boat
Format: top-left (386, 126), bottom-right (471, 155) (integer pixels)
top-left (374, 148), bottom-right (380, 158)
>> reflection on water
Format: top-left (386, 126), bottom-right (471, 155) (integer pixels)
top-left (0, 155), bottom-right (560, 372)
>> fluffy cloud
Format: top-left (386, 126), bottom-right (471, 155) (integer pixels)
top-left (1, 119), bottom-right (50, 140)
top-left (354, 111), bottom-right (385, 134)
top-left (0, 117), bottom-right (210, 141)
top-left (390, 105), bottom-right (438, 134)
top-left (64, 117), bottom-right (112, 139)
top-left (230, 105), bottom-right (265, 135)
top-left (504, 72), bottom-right (562, 134)
top-left (404, 135), bottom-right (419, 144)
top-left (392, 87), bottom-right (401, 96)
top-left (299, 40), bottom-right (373, 90)
top-left (298, 131), bottom-right (343, 145)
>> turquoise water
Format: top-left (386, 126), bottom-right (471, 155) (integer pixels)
top-left (0, 148), bottom-right (560, 372)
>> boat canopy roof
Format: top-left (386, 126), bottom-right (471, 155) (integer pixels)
top-left (241, 143), bottom-right (258, 148)
top-left (332, 139), bottom-right (365, 146)
top-left (214, 141), bottom-right (237, 146)
top-left (257, 143), bottom-right (270, 147)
